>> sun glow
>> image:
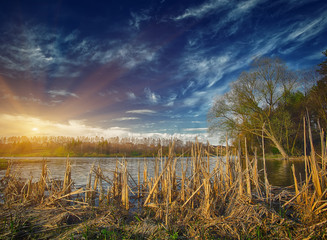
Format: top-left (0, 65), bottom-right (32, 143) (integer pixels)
top-left (0, 114), bottom-right (218, 144)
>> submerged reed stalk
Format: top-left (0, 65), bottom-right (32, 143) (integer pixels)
top-left (85, 165), bottom-right (93, 202)
top-left (63, 155), bottom-right (72, 196)
top-left (37, 160), bottom-right (48, 202)
top-left (121, 159), bottom-right (129, 210)
top-left (5, 159), bottom-right (12, 177)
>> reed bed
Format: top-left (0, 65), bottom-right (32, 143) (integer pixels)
top-left (1, 124), bottom-right (327, 239)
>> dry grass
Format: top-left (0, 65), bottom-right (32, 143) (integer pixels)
top-left (1, 123), bottom-right (327, 239)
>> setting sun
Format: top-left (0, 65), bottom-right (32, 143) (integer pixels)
top-left (32, 127), bottom-right (38, 132)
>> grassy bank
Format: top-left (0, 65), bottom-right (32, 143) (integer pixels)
top-left (1, 128), bottom-right (327, 239)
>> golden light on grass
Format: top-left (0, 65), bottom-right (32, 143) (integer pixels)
top-left (1, 124), bottom-right (327, 239)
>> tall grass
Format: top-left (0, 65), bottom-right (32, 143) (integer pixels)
top-left (1, 122), bottom-right (327, 239)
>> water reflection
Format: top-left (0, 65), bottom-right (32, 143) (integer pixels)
top-left (0, 157), bottom-right (305, 188)
top-left (257, 158), bottom-right (305, 187)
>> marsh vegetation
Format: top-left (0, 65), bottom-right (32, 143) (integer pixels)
top-left (1, 120), bottom-right (327, 239)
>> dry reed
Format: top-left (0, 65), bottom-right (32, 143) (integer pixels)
top-left (1, 127), bottom-right (327, 239)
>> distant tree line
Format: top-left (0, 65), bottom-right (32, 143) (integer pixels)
top-left (0, 136), bottom-right (215, 157)
top-left (208, 50), bottom-right (327, 158)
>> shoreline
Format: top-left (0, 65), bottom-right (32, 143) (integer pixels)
top-left (1, 144), bottom-right (326, 239)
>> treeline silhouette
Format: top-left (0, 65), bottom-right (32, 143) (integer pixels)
top-left (0, 136), bottom-right (215, 157)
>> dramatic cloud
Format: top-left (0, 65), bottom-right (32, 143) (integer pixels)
top-left (0, 22), bottom-right (159, 81)
top-left (0, 0), bottom-right (326, 144)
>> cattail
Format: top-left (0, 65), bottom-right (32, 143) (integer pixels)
top-left (63, 155), bottom-right (72, 195)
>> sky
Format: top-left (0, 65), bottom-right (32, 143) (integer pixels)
top-left (0, 0), bottom-right (327, 144)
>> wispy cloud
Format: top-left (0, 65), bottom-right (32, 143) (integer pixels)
top-left (183, 91), bottom-right (207, 106)
top-left (218, 0), bottom-right (266, 33)
top-left (173, 0), bottom-right (228, 21)
top-left (165, 93), bottom-right (177, 107)
top-left (183, 127), bottom-right (207, 132)
top-left (0, 23), bottom-right (84, 79)
top-left (173, 2), bottom-right (276, 92)
top-left (228, 0), bottom-right (262, 18)
top-left (107, 43), bottom-right (157, 68)
top-left (144, 87), bottom-right (160, 104)
top-left (112, 117), bottom-right (140, 121)
top-left (126, 109), bottom-right (156, 114)
top-left (0, 22), bottom-right (159, 80)
top-left (191, 121), bottom-right (202, 124)
top-left (173, 0), bottom-right (264, 36)
top-left (305, 47), bottom-right (327, 60)
top-left (286, 11), bottom-right (327, 42)
top-left (64, 30), bottom-right (79, 42)
top-left (182, 84), bottom-right (229, 114)
top-left (126, 91), bottom-right (137, 100)
top-left (177, 1), bottom-right (326, 96)
top-left (0, 24), bottom-right (56, 77)
top-left (91, 40), bottom-right (157, 69)
top-left (183, 53), bottom-right (231, 87)
top-left (129, 10), bottom-right (152, 29)
top-left (48, 90), bottom-right (79, 98)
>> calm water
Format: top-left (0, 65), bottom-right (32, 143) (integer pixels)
top-left (0, 157), bottom-right (305, 188)
top-left (257, 158), bottom-right (305, 187)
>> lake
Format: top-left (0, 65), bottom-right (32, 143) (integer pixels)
top-left (0, 156), bottom-right (305, 188)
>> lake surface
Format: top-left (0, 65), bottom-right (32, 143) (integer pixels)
top-left (0, 157), bottom-right (305, 188)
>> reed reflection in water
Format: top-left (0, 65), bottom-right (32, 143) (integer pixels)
top-left (0, 157), bottom-right (305, 188)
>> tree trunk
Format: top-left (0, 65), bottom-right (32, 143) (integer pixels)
top-left (263, 125), bottom-right (289, 159)
top-left (269, 134), bottom-right (288, 159)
